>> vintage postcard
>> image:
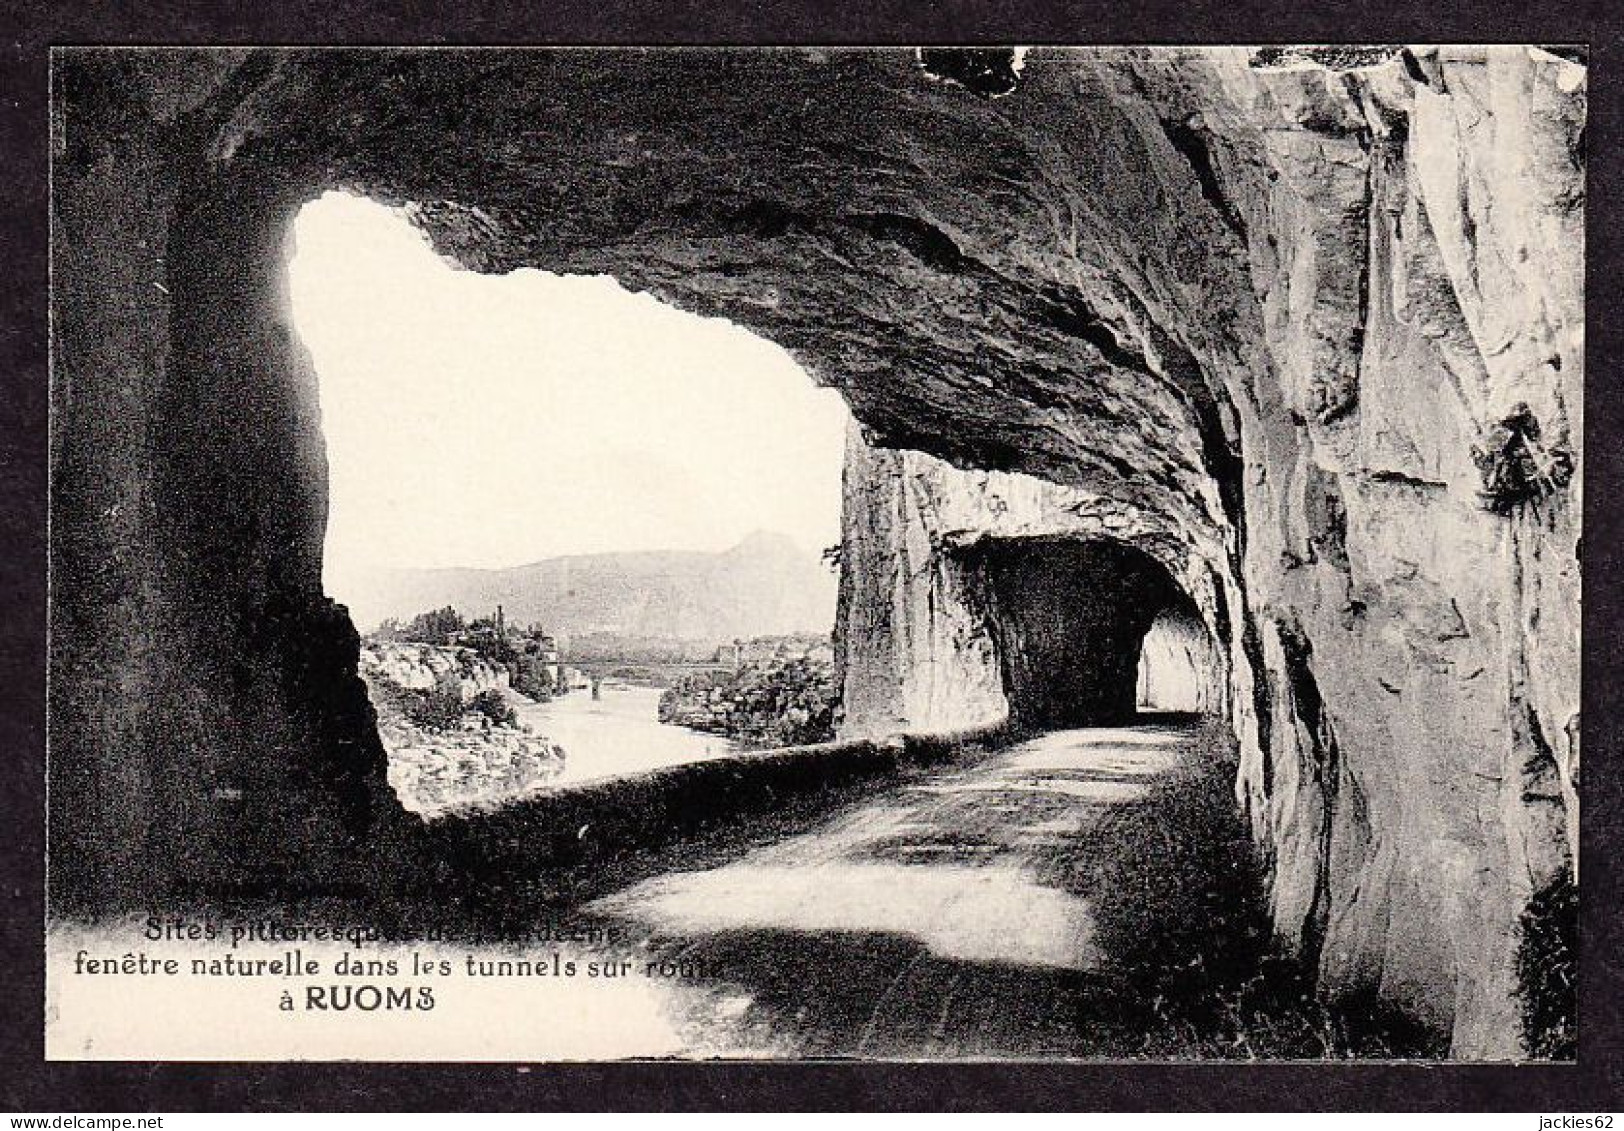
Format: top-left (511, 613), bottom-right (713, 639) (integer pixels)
top-left (46, 45), bottom-right (1583, 1062)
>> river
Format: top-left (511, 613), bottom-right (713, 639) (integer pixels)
top-left (511, 683), bottom-right (739, 787)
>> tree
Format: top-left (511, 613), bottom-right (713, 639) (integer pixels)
top-left (462, 615), bottom-right (519, 665)
top-left (400, 606), bottom-right (465, 645)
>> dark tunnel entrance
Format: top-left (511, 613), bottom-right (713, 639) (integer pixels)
top-left (966, 538), bottom-right (1204, 731)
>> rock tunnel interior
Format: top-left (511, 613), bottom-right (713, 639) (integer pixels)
top-left (963, 538), bottom-right (1219, 730)
top-left (48, 46), bottom-right (1586, 1057)
top-left (286, 186), bottom-right (1239, 763)
top-left (48, 50), bottom-right (1268, 917)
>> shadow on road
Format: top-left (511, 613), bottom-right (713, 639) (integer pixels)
top-left (1031, 723), bottom-right (1446, 1058)
top-left (604, 719), bottom-right (1446, 1059)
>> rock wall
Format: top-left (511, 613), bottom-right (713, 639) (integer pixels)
top-left (834, 429), bottom-right (1209, 735)
top-left (826, 48), bottom-right (1582, 1055)
top-left (358, 643), bottom-right (565, 817)
top-left (48, 47), bottom-right (1581, 1055)
top-left (1225, 48), bottom-right (1582, 1056)
top-left (49, 52), bottom-right (405, 908)
top-left (360, 642), bottom-right (511, 701)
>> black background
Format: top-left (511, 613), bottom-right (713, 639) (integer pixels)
top-left (2, 0), bottom-right (1621, 1112)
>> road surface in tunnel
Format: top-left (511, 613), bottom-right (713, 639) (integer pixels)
top-left (45, 714), bottom-right (1298, 1060)
top-left (576, 715), bottom-right (1258, 1058)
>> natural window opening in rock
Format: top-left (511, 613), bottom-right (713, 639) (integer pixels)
top-left (966, 538), bottom-right (1206, 731)
top-left (287, 191), bottom-right (850, 815)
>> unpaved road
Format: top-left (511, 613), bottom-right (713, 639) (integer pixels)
top-left (584, 718), bottom-right (1232, 1057)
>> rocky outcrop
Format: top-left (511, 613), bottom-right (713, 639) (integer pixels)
top-left (359, 643), bottom-right (565, 816)
top-left (659, 656), bottom-right (838, 748)
top-left (360, 641), bottom-right (509, 701)
top-left (49, 46), bottom-right (1581, 1055)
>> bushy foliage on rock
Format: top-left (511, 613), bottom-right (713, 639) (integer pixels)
top-left (660, 657), bottom-right (839, 749)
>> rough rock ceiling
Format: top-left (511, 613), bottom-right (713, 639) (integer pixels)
top-left (215, 48), bottom-right (1267, 549)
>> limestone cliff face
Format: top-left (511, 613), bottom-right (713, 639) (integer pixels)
top-left (49, 46), bottom-right (1581, 1055)
top-left (358, 643), bottom-right (565, 817)
top-left (835, 422), bottom-right (1223, 738)
top-left (360, 642), bottom-right (511, 701)
top-left (825, 48), bottom-right (1582, 1056)
top-left (1225, 49), bottom-right (1581, 1056)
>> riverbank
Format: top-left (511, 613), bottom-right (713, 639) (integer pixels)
top-left (658, 656), bottom-right (838, 748)
top-left (509, 683), bottom-right (739, 787)
top-left (360, 642), bottom-right (565, 815)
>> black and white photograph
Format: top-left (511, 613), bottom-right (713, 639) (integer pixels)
top-left (42, 43), bottom-right (1584, 1066)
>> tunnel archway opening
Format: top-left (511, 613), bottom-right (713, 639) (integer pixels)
top-left (1137, 601), bottom-right (1224, 716)
top-left (965, 537), bottom-right (1208, 732)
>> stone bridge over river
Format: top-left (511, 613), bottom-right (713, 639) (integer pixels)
top-left (50, 47), bottom-right (1582, 1057)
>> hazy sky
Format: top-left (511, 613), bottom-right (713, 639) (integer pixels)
top-left (288, 192), bottom-right (849, 592)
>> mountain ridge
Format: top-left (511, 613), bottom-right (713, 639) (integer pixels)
top-left (334, 531), bottom-right (837, 640)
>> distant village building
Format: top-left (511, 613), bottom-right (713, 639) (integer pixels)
top-left (519, 634), bottom-right (561, 683)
